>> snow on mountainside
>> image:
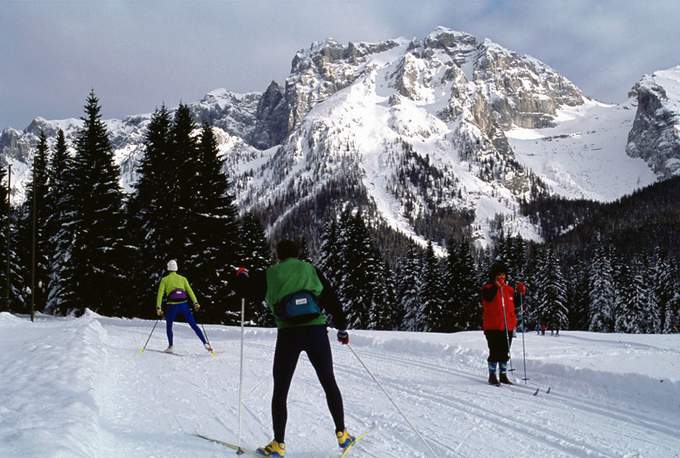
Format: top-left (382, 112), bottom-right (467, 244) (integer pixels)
top-left (1, 312), bottom-right (679, 457)
top-left (506, 99), bottom-right (657, 201)
top-left (1, 27), bottom-right (677, 247)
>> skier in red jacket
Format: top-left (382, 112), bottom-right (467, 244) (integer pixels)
top-left (481, 261), bottom-right (522, 386)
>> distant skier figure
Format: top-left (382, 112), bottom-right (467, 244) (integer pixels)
top-left (481, 261), bottom-right (519, 386)
top-left (156, 260), bottom-right (212, 353)
top-left (236, 240), bottom-right (354, 457)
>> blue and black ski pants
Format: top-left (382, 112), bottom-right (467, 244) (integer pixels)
top-left (272, 325), bottom-right (345, 443)
top-left (164, 302), bottom-right (206, 346)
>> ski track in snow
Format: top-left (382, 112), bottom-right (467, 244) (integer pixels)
top-left (1, 313), bottom-right (679, 457)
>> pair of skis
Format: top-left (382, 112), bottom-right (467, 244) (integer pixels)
top-left (193, 430), bottom-right (369, 457)
top-left (492, 381), bottom-right (551, 396)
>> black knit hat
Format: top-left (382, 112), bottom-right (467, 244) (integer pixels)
top-left (276, 239), bottom-right (299, 260)
top-left (489, 261), bottom-right (508, 279)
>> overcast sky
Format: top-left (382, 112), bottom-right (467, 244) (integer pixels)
top-left (1, 0), bottom-right (678, 129)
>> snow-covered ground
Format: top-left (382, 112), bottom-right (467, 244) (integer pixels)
top-left (1, 311), bottom-right (679, 457)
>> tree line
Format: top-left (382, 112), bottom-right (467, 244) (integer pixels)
top-left (1, 90), bottom-right (678, 334)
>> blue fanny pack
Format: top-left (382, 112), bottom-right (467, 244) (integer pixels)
top-left (274, 291), bottom-right (322, 323)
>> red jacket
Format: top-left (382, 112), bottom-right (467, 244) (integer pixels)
top-left (481, 282), bottom-right (518, 331)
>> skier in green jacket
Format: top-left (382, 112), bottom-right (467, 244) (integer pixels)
top-left (156, 260), bottom-right (212, 353)
top-left (236, 240), bottom-right (353, 457)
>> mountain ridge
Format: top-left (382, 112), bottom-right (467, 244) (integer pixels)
top-left (1, 26), bottom-right (678, 251)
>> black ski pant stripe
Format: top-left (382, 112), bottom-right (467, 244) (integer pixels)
top-left (484, 329), bottom-right (513, 363)
top-left (272, 324), bottom-right (345, 443)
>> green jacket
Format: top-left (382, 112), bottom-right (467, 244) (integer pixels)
top-left (156, 272), bottom-right (198, 309)
top-left (265, 258), bottom-right (327, 329)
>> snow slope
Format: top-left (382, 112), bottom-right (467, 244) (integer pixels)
top-left (506, 100), bottom-right (657, 202)
top-left (1, 312), bottom-right (679, 457)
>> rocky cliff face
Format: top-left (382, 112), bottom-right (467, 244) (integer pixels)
top-left (626, 66), bottom-right (680, 178)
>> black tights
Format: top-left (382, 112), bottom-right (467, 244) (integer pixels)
top-left (272, 325), bottom-right (345, 443)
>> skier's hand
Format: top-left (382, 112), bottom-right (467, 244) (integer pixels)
top-left (516, 282), bottom-right (527, 295)
top-left (337, 330), bottom-right (349, 345)
top-left (156, 308), bottom-right (163, 317)
top-left (194, 303), bottom-right (201, 311)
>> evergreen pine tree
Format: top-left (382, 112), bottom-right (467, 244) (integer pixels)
top-left (651, 247), bottom-right (673, 333)
top-left (164, 103), bottom-right (200, 264)
top-left (0, 166), bottom-right (21, 312)
top-left (319, 217), bottom-right (342, 288)
top-left (338, 211), bottom-right (379, 329)
top-left (421, 241), bottom-right (446, 332)
top-left (398, 242), bottom-right (423, 331)
top-left (534, 247), bottom-right (568, 332)
top-left (69, 90), bottom-right (128, 315)
top-left (445, 238), bottom-right (480, 331)
top-left (44, 129), bottom-right (77, 315)
top-left (238, 211), bottom-right (272, 326)
top-left (616, 257), bottom-right (658, 333)
top-left (190, 122), bottom-right (240, 323)
top-left (663, 259), bottom-right (680, 333)
top-left (588, 246), bottom-right (617, 332)
top-left (127, 106), bottom-right (173, 317)
top-left (18, 130), bottom-right (51, 312)
top-left (565, 260), bottom-right (590, 330)
top-left (367, 253), bottom-right (399, 330)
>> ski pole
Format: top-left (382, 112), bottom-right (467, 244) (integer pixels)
top-left (347, 344), bottom-right (442, 458)
top-left (140, 319), bottom-right (159, 352)
top-left (236, 297), bottom-right (246, 455)
top-left (499, 284), bottom-right (514, 372)
top-left (519, 293), bottom-right (528, 383)
top-left (200, 322), bottom-right (215, 355)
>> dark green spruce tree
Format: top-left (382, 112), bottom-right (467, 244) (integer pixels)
top-left (397, 242), bottom-right (423, 331)
top-left (44, 129), bottom-right (77, 314)
top-left (17, 130), bottom-right (51, 313)
top-left (0, 166), bottom-right (22, 312)
top-left (190, 122), bottom-right (240, 323)
top-left (367, 250), bottom-right (399, 330)
top-left (339, 211), bottom-right (381, 329)
top-left (238, 211), bottom-right (272, 326)
top-left (534, 247), bottom-right (568, 331)
top-left (445, 238), bottom-right (480, 331)
top-left (128, 106), bottom-right (173, 317)
top-left (69, 91), bottom-right (129, 315)
top-left (165, 103), bottom-right (200, 264)
top-left (420, 241), bottom-right (447, 332)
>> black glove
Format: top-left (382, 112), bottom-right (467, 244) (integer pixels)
top-left (337, 330), bottom-right (349, 345)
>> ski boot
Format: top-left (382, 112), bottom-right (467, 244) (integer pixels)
top-left (163, 345), bottom-right (174, 354)
top-left (257, 440), bottom-right (285, 457)
top-left (336, 429), bottom-right (355, 449)
top-left (499, 372), bottom-right (513, 385)
top-left (488, 372), bottom-right (500, 386)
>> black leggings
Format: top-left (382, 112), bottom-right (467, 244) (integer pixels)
top-left (272, 325), bottom-right (345, 443)
top-left (484, 330), bottom-right (513, 363)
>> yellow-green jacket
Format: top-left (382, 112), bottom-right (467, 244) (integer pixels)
top-left (156, 272), bottom-right (198, 309)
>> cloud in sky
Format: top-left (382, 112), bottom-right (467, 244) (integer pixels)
top-left (1, 0), bottom-right (678, 129)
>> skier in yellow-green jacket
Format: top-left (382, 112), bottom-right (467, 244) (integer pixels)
top-left (156, 260), bottom-right (212, 353)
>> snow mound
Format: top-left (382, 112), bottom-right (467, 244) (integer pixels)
top-left (0, 312), bottom-right (21, 324)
